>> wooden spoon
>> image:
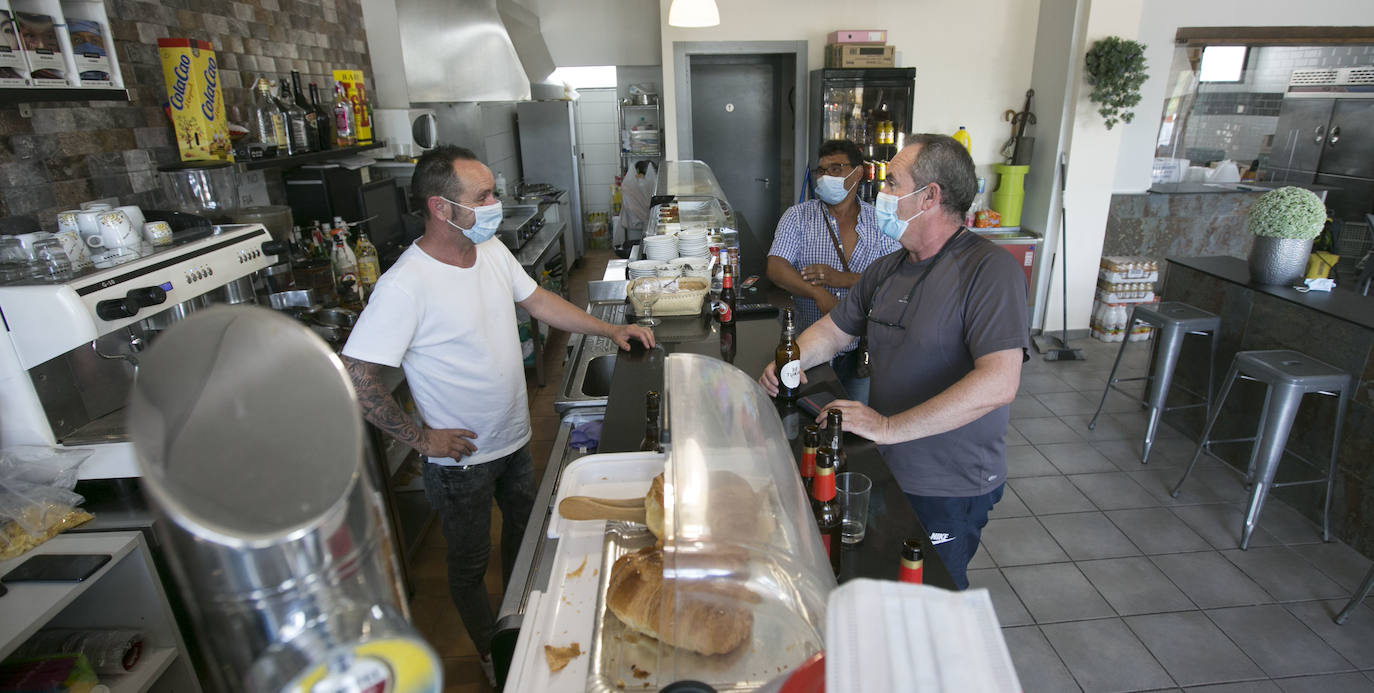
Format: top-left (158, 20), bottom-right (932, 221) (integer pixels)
top-left (558, 495), bottom-right (646, 523)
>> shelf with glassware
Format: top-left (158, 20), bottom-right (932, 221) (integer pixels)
top-left (617, 102), bottom-right (663, 163)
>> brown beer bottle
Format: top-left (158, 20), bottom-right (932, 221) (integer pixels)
top-left (639, 390), bottom-right (661, 453)
top-left (715, 265), bottom-right (735, 324)
top-left (719, 322), bottom-right (736, 363)
top-left (812, 448), bottom-right (842, 576)
top-left (821, 408), bottom-right (847, 474)
top-left (775, 307), bottom-right (802, 402)
top-left (800, 423), bottom-right (819, 492)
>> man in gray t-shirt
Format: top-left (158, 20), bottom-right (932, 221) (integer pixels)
top-left (760, 134), bottom-right (1027, 589)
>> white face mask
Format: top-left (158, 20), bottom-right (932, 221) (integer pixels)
top-left (875, 185), bottom-right (928, 241)
top-left (442, 196), bottom-right (502, 245)
top-left (815, 167), bottom-right (859, 205)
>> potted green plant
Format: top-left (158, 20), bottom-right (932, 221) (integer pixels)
top-left (1085, 36), bottom-right (1148, 129)
top-left (1246, 186), bottom-right (1327, 285)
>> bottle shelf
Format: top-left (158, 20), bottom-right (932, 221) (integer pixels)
top-left (242, 141), bottom-right (387, 171)
top-left (0, 87), bottom-right (129, 103)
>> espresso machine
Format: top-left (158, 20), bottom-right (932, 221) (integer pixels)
top-left (0, 224), bottom-right (283, 479)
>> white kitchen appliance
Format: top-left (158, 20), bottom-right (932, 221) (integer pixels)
top-left (0, 224), bottom-right (283, 479)
top-left (372, 107), bottom-right (438, 159)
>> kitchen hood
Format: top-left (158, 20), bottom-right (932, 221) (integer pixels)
top-left (394, 0), bottom-right (556, 103)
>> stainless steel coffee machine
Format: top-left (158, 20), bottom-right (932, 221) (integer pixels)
top-left (0, 224), bottom-right (282, 479)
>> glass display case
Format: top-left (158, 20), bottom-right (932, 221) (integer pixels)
top-left (652, 160), bottom-right (735, 233)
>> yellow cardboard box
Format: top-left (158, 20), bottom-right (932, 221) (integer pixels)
top-left (157, 38), bottom-right (232, 162)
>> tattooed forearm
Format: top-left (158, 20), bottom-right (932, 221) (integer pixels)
top-left (342, 355), bottom-right (427, 452)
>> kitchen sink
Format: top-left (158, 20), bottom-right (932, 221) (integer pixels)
top-left (580, 354), bottom-right (617, 397)
top-left (556, 280), bottom-right (629, 412)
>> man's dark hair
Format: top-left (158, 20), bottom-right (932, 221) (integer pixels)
top-left (818, 139), bottom-right (863, 169)
top-left (412, 145), bottom-right (479, 217)
top-left (634, 160), bottom-right (650, 175)
top-left (904, 133), bottom-right (977, 218)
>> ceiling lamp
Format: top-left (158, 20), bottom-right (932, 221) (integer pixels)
top-left (668, 0), bottom-right (720, 28)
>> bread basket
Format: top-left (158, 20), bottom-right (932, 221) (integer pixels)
top-left (628, 276), bottom-right (709, 317)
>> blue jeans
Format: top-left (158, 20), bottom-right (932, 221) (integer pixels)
top-left (904, 484), bottom-right (1004, 590)
top-left (422, 444), bottom-right (536, 655)
top-left (832, 349), bottom-right (870, 405)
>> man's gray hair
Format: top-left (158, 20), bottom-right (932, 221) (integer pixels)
top-left (412, 145), bottom-right (480, 217)
top-left (903, 134), bottom-right (977, 220)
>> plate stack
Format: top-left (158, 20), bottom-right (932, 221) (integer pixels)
top-left (628, 260), bottom-right (661, 280)
top-left (676, 229), bottom-right (709, 258)
top-left (642, 234), bottom-right (679, 262)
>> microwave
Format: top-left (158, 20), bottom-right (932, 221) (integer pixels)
top-left (373, 108), bottom-right (437, 158)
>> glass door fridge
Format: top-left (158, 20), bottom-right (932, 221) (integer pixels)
top-left (808, 68), bottom-right (917, 203)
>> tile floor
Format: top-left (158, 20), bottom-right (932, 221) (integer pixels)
top-left (414, 253), bottom-right (1374, 692)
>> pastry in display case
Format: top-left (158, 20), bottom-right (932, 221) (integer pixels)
top-left (651, 160), bottom-right (736, 235)
top-left (505, 354), bottom-right (836, 692)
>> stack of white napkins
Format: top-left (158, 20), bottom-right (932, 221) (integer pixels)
top-left (825, 579), bottom-right (1021, 693)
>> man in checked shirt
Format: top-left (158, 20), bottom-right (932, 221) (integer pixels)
top-left (766, 139), bottom-right (900, 403)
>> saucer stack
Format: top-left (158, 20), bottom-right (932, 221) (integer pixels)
top-left (628, 260), bottom-right (661, 280)
top-left (643, 234), bottom-right (679, 261)
top-left (676, 229), bottom-right (709, 258)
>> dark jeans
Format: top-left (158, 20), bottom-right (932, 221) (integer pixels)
top-left (421, 444), bottom-right (536, 656)
top-left (831, 349), bottom-right (870, 405)
top-left (904, 484), bottom-right (1004, 590)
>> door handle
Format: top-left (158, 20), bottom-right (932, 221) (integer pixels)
top-left (1328, 126), bottom-right (1341, 146)
top-left (755, 177), bottom-right (771, 187)
top-left (1314, 125), bottom-right (1326, 144)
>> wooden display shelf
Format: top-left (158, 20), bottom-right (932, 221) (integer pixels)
top-left (242, 141), bottom-right (387, 171)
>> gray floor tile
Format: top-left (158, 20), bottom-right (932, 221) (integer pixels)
top-left (1006, 424), bottom-right (1030, 447)
top-left (1152, 552), bottom-right (1274, 609)
top-left (1207, 604), bottom-right (1355, 678)
top-left (1041, 512), bottom-right (1142, 560)
top-left (1040, 441), bottom-right (1121, 474)
top-left (1012, 393), bottom-right (1057, 419)
top-left (1290, 542), bottom-right (1374, 592)
top-left (1285, 600), bottom-right (1374, 669)
top-left (1021, 372), bottom-right (1078, 394)
top-left (1057, 366), bottom-right (1121, 392)
top-left (1014, 417), bottom-right (1086, 445)
top-left (1249, 500), bottom-right (1324, 546)
top-left (1003, 563), bottom-right (1115, 623)
top-left (1106, 508), bottom-right (1213, 555)
top-left (1001, 626), bottom-right (1081, 693)
top-left (1011, 476), bottom-right (1098, 515)
top-left (1185, 683), bottom-right (1282, 693)
top-left (968, 568), bottom-right (1033, 627)
top-left (1114, 410), bottom-right (1189, 441)
top-left (1042, 617), bottom-right (1175, 693)
top-left (1080, 556), bottom-right (1197, 616)
top-left (1274, 673), bottom-right (1374, 693)
top-left (1007, 445), bottom-right (1062, 478)
top-left (1036, 391), bottom-right (1104, 417)
top-left (1133, 469), bottom-right (1234, 506)
top-left (1185, 464), bottom-right (1254, 505)
top-left (1096, 439), bottom-right (1153, 469)
top-left (969, 544), bottom-right (996, 569)
top-left (981, 517), bottom-right (1070, 567)
top-left (1071, 472), bottom-right (1162, 510)
top-left (1125, 611), bottom-right (1264, 686)
top-left (1172, 504), bottom-right (1282, 550)
top-left (1063, 412), bottom-right (1141, 442)
top-left (988, 485), bottom-right (1032, 519)
top-left (1221, 547), bottom-right (1347, 602)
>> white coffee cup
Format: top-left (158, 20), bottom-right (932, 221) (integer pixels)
top-left (116, 205), bottom-right (144, 231)
top-left (76, 209), bottom-right (104, 244)
top-left (143, 221), bottom-right (173, 246)
top-left (88, 211), bottom-right (140, 250)
top-left (81, 201), bottom-right (113, 211)
top-left (57, 210), bottom-right (82, 235)
top-left (54, 228), bottom-right (92, 269)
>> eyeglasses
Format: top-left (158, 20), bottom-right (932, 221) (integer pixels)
top-left (813, 163), bottom-right (854, 177)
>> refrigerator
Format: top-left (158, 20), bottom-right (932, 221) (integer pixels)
top-left (517, 100), bottom-right (584, 262)
top-left (808, 68), bottom-right (917, 173)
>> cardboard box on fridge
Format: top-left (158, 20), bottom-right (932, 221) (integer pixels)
top-left (157, 38), bottom-right (234, 162)
top-left (825, 44), bottom-right (895, 69)
top-left (827, 29), bottom-right (887, 45)
top-left (0, 5), bottom-right (32, 86)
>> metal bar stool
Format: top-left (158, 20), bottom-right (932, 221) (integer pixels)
top-left (1089, 302), bottom-right (1220, 464)
top-left (1334, 564), bottom-right (1374, 624)
top-left (1172, 349), bottom-right (1352, 550)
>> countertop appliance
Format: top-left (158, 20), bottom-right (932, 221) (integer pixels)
top-left (517, 100), bottom-right (584, 263)
top-left (808, 67), bottom-right (917, 172)
top-left (0, 224), bottom-right (283, 479)
top-left (498, 203), bottom-right (544, 251)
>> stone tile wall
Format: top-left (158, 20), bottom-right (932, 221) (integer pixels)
top-left (1103, 191), bottom-right (1259, 276)
top-left (0, 0), bottom-right (371, 231)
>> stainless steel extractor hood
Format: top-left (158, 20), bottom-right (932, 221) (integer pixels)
top-left (395, 0), bottom-right (556, 103)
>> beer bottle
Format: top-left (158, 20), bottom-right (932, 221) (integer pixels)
top-left (811, 448), bottom-right (842, 576)
top-left (715, 264), bottom-right (735, 324)
top-left (639, 390), bottom-right (661, 453)
top-left (821, 408), bottom-right (847, 474)
top-left (800, 423), bottom-right (819, 493)
top-left (719, 322), bottom-right (736, 364)
top-left (899, 539), bottom-right (924, 584)
top-left (775, 308), bottom-right (802, 402)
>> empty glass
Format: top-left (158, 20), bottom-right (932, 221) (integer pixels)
top-left (632, 278), bottom-right (662, 327)
top-left (0, 237), bottom-right (35, 282)
top-left (836, 472), bottom-right (872, 544)
top-left (32, 238), bottom-right (74, 280)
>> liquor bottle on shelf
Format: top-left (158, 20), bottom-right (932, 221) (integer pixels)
top-left (714, 264), bottom-right (735, 325)
top-left (266, 78), bottom-right (297, 156)
top-left (355, 230), bottom-right (380, 301)
top-left (309, 82), bottom-right (334, 151)
top-left (639, 390), bottom-right (662, 452)
top-left (332, 82), bottom-right (356, 147)
top-left (800, 423), bottom-right (819, 493)
top-left (250, 77), bottom-right (284, 157)
top-left (330, 217), bottom-right (359, 301)
top-left (353, 83), bottom-right (373, 145)
top-left (812, 447), bottom-right (842, 576)
top-left (278, 77), bottom-right (310, 154)
top-left (821, 408), bottom-right (847, 474)
top-left (899, 538), bottom-right (924, 584)
top-left (291, 71), bottom-right (320, 152)
top-left (775, 307), bottom-right (802, 402)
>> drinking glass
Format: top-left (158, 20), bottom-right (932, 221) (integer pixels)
top-left (32, 238), bottom-right (74, 280)
top-left (0, 237), bottom-right (34, 281)
top-left (837, 472), bottom-right (872, 544)
top-left (633, 278), bottom-right (661, 327)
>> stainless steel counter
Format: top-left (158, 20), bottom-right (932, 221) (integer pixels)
top-left (555, 280), bottom-right (630, 413)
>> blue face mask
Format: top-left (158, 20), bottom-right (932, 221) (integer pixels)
top-left (442, 196), bottom-right (503, 245)
top-left (815, 167), bottom-right (858, 205)
top-left (875, 185), bottom-right (928, 241)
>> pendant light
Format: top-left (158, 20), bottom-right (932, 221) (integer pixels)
top-left (667, 0), bottom-right (720, 28)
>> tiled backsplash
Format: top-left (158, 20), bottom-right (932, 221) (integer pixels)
top-left (0, 0), bottom-right (372, 231)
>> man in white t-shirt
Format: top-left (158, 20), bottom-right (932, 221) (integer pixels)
top-left (341, 146), bottom-right (654, 682)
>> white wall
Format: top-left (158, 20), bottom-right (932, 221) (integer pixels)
top-left (1113, 0), bottom-right (1374, 194)
top-left (535, 0), bottom-right (662, 67)
top-left (655, 0), bottom-right (1042, 183)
